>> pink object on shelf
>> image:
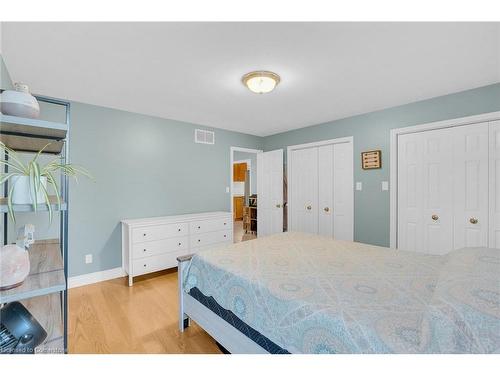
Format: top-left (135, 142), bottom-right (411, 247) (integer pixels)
top-left (0, 244), bottom-right (30, 290)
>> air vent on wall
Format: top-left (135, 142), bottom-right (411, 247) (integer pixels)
top-left (195, 129), bottom-right (215, 145)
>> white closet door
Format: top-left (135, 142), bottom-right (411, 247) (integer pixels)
top-left (398, 128), bottom-right (453, 254)
top-left (257, 149), bottom-right (283, 237)
top-left (318, 145), bottom-right (334, 237)
top-left (290, 147), bottom-right (318, 234)
top-left (489, 120), bottom-right (500, 249)
top-left (333, 142), bottom-right (354, 241)
top-left (421, 128), bottom-right (454, 255)
top-left (398, 132), bottom-right (424, 252)
top-left (453, 123), bottom-right (489, 249)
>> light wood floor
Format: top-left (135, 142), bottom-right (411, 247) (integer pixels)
top-left (68, 269), bottom-right (222, 354)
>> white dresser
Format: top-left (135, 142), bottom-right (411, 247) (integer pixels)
top-left (121, 211), bottom-right (232, 286)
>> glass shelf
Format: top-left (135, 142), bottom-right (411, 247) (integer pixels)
top-left (0, 196), bottom-right (67, 213)
top-left (0, 240), bottom-right (65, 304)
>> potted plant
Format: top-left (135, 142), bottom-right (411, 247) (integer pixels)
top-left (0, 142), bottom-right (92, 222)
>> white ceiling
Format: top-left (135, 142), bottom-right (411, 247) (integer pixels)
top-left (1, 22), bottom-right (499, 136)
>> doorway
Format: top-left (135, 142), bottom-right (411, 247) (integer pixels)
top-left (230, 147), bottom-right (262, 243)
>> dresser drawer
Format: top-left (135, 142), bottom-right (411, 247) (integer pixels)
top-left (132, 222), bottom-right (188, 243)
top-left (191, 229), bottom-right (232, 249)
top-left (132, 236), bottom-right (188, 259)
top-left (189, 218), bottom-right (232, 234)
top-left (132, 251), bottom-right (184, 276)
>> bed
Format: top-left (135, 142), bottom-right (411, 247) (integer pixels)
top-left (177, 232), bottom-right (500, 354)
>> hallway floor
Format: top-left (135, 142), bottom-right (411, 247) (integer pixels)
top-left (233, 220), bottom-right (256, 243)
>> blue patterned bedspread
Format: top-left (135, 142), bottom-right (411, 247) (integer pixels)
top-left (183, 232), bottom-right (500, 353)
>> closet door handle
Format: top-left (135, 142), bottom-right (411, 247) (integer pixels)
top-left (469, 217), bottom-right (478, 225)
top-left (306, 205), bottom-right (312, 210)
top-left (323, 207), bottom-right (330, 212)
top-left (431, 214), bottom-right (439, 221)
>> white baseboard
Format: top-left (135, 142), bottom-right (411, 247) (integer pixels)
top-left (69, 267), bottom-right (126, 289)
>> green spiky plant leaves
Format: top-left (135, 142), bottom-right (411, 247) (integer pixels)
top-left (0, 142), bottom-right (92, 223)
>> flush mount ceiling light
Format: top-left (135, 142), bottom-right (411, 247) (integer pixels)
top-left (242, 71), bottom-right (280, 94)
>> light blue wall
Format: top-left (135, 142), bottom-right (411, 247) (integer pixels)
top-left (234, 151), bottom-right (257, 194)
top-left (264, 83), bottom-right (500, 247)
top-left (67, 103), bottom-right (262, 276)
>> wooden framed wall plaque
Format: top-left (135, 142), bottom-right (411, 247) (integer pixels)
top-left (361, 150), bottom-right (381, 169)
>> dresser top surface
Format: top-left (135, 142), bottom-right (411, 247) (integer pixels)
top-left (121, 211), bottom-right (232, 226)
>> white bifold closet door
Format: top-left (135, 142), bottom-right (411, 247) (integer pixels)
top-left (257, 149), bottom-right (284, 237)
top-left (290, 147), bottom-right (318, 234)
top-left (453, 123), bottom-right (489, 249)
top-left (398, 122), bottom-right (490, 254)
top-left (489, 120), bottom-right (500, 249)
top-left (398, 128), bottom-right (453, 254)
top-left (290, 141), bottom-right (353, 240)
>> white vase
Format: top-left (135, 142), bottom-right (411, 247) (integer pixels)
top-left (0, 82), bottom-right (40, 119)
top-left (11, 176), bottom-right (47, 204)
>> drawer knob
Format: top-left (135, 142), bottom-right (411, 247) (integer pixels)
top-left (178, 242), bottom-right (181, 246)
top-left (143, 249), bottom-right (146, 252)
top-left (178, 228), bottom-right (181, 232)
top-left (198, 239), bottom-right (201, 242)
top-left (198, 226), bottom-right (201, 229)
top-left (431, 214), bottom-right (439, 221)
top-left (143, 264), bottom-right (147, 267)
top-left (470, 217), bottom-right (478, 224)
top-left (143, 233), bottom-right (146, 237)
top-left (224, 222), bottom-right (227, 225)
top-left (224, 234), bottom-right (227, 238)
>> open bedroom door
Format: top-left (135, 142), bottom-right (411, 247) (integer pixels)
top-left (257, 149), bottom-right (284, 237)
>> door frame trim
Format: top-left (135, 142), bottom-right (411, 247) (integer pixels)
top-left (287, 136), bottom-right (354, 234)
top-left (390, 111), bottom-right (500, 249)
top-left (230, 147), bottom-right (263, 223)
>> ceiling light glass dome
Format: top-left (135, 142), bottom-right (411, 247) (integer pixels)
top-left (242, 71), bottom-right (280, 94)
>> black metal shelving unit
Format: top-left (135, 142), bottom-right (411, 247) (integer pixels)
top-left (1, 94), bottom-right (70, 354)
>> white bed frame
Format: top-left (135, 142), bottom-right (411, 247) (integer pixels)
top-left (177, 255), bottom-right (269, 354)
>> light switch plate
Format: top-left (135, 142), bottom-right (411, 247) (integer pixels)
top-left (225, 186), bottom-right (230, 193)
top-left (382, 181), bottom-right (389, 191)
top-left (356, 182), bottom-right (362, 191)
top-left (85, 254), bottom-right (93, 264)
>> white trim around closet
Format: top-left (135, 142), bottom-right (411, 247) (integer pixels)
top-left (389, 111), bottom-right (500, 249)
top-left (286, 136), bottom-right (354, 232)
